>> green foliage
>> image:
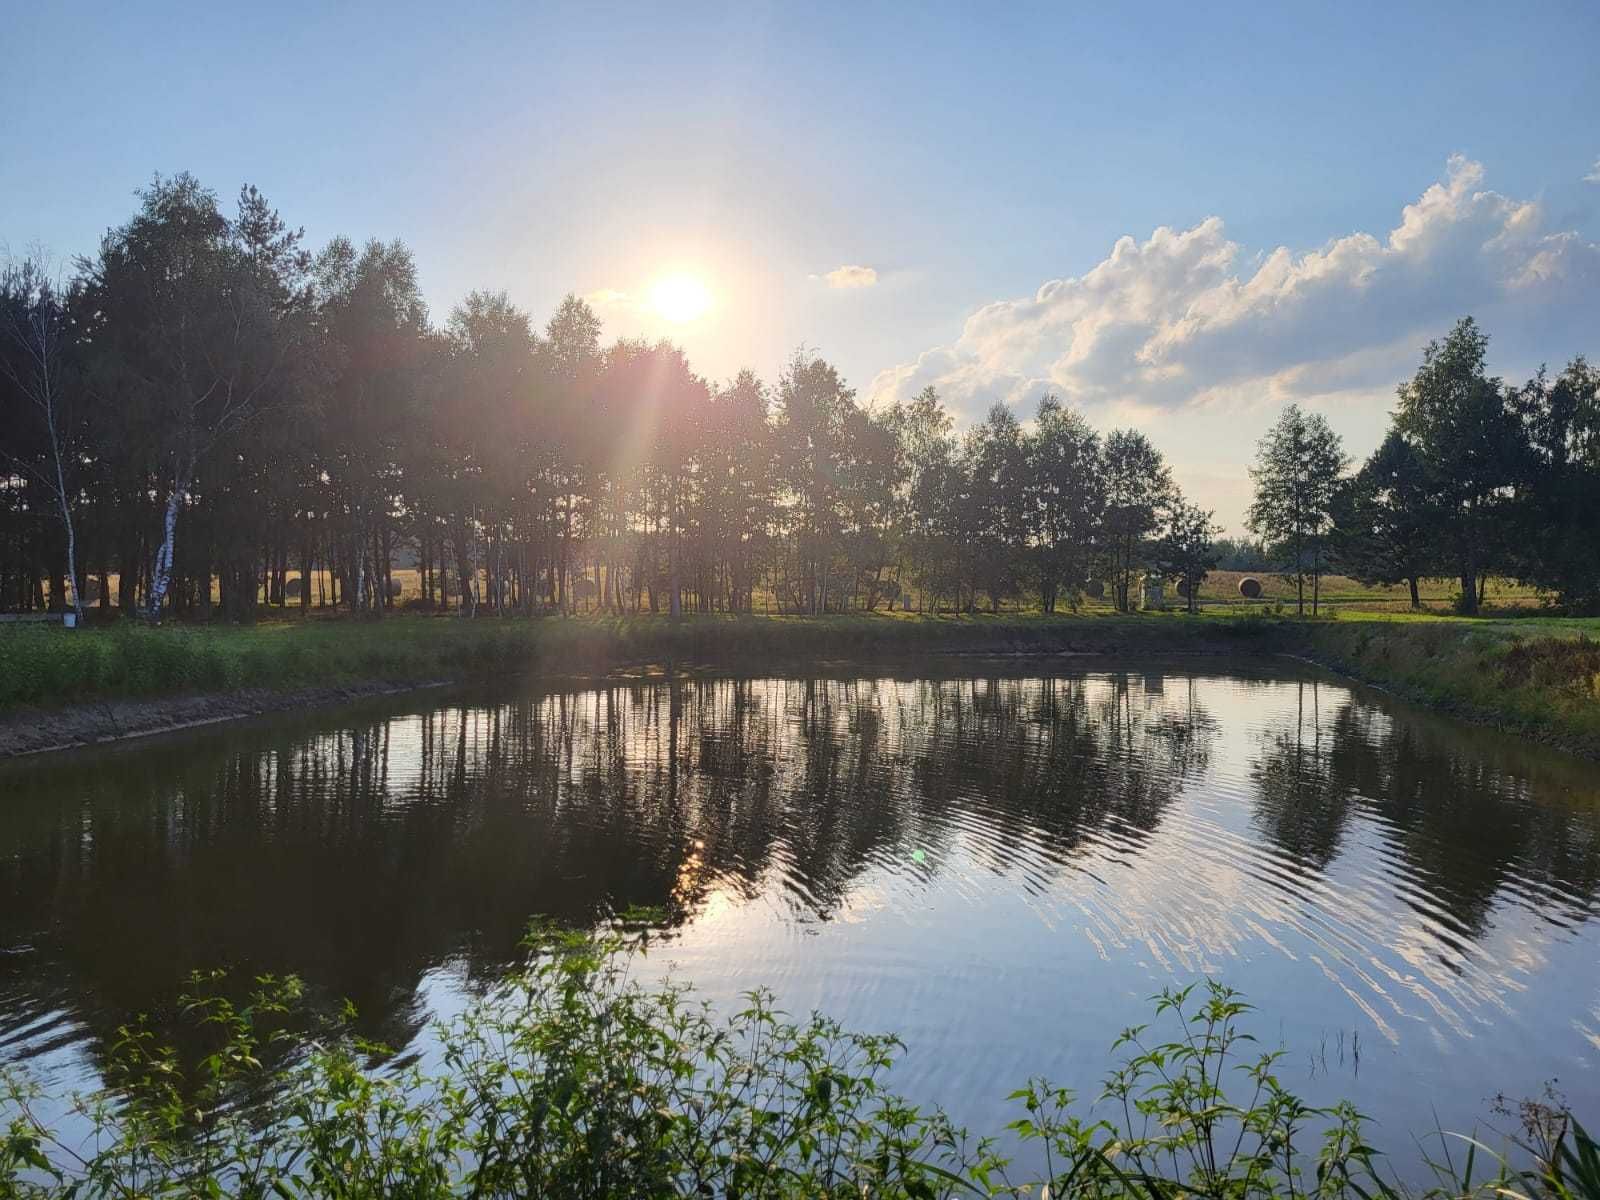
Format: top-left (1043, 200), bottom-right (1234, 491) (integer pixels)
top-left (1247, 404), bottom-right (1348, 617)
top-left (3, 935), bottom-right (1593, 1199)
top-left (1329, 431), bottom-right (1435, 606)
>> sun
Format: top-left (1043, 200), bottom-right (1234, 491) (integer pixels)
top-left (650, 274), bottom-right (712, 323)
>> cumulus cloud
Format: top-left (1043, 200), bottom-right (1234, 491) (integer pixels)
top-left (868, 157), bottom-right (1600, 425)
top-left (1585, 158), bottom-right (1600, 184)
top-left (818, 264), bottom-right (878, 289)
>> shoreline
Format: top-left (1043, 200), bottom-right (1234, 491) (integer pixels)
top-left (1, 614), bottom-right (1596, 762)
top-left (0, 679), bottom-right (452, 759)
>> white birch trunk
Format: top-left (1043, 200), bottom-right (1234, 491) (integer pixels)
top-left (354, 529), bottom-right (368, 614)
top-left (49, 431), bottom-right (83, 626)
top-left (147, 468), bottom-right (189, 623)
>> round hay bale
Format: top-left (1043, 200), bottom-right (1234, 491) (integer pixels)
top-left (1238, 576), bottom-right (1263, 599)
top-left (285, 576), bottom-right (302, 598)
top-left (1176, 578), bottom-right (1191, 598)
top-left (1083, 579), bottom-right (1105, 600)
top-left (388, 578), bottom-right (403, 599)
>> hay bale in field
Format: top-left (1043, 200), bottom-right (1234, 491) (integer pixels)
top-left (1176, 578), bottom-right (1191, 598)
top-left (285, 576), bottom-right (302, 598)
top-left (1238, 576), bottom-right (1263, 599)
top-left (388, 578), bottom-right (403, 599)
top-left (1083, 579), bottom-right (1105, 600)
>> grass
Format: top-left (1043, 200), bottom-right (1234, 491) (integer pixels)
top-left (1293, 618), bottom-right (1600, 754)
top-left (4, 924), bottom-right (1596, 1199)
top-left (5, 604), bottom-right (1600, 756)
top-left (0, 610), bottom-right (1280, 712)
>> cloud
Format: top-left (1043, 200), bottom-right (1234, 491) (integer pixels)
top-left (868, 157), bottom-right (1600, 425)
top-left (1586, 158), bottom-right (1600, 184)
top-left (584, 288), bottom-right (630, 308)
top-left (818, 264), bottom-right (878, 289)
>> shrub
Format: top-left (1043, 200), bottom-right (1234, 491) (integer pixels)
top-left (5, 926), bottom-right (1591, 1199)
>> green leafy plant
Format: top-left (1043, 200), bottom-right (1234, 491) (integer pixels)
top-left (1, 933), bottom-right (1594, 1199)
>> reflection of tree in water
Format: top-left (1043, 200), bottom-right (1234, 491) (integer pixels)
top-left (1250, 680), bottom-right (1357, 869)
top-left (0, 670), bottom-right (1220, 1080)
top-left (898, 673), bottom-right (1217, 883)
top-left (1250, 685), bottom-right (1600, 938)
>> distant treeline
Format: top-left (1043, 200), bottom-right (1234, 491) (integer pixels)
top-left (1246, 317), bottom-right (1598, 616)
top-left (2, 175), bottom-right (1595, 621)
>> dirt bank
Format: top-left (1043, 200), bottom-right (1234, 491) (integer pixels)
top-left (0, 679), bottom-right (449, 759)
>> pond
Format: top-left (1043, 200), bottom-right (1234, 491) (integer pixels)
top-left (2, 659), bottom-right (1598, 1170)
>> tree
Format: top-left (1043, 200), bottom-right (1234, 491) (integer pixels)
top-left (84, 176), bottom-right (306, 621)
top-left (773, 351), bottom-right (858, 614)
top-left (884, 386), bottom-right (957, 611)
top-left (1392, 317), bottom-right (1527, 616)
top-left (1099, 429), bottom-right (1173, 613)
top-left (1026, 395), bottom-right (1102, 612)
top-left (1247, 404), bottom-right (1347, 615)
top-left (0, 260), bottom-right (88, 622)
top-left (1328, 431), bottom-right (1435, 608)
top-left (314, 237), bottom-right (429, 617)
top-left (1155, 497), bottom-right (1220, 614)
top-left (1510, 358), bottom-right (1600, 611)
top-left (699, 370), bottom-right (774, 611)
top-left (962, 404), bottom-right (1029, 611)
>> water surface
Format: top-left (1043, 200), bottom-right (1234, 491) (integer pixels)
top-left (3, 660), bottom-right (1598, 1164)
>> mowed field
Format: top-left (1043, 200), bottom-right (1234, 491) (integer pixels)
top-left (48, 567), bottom-right (1548, 618)
top-left (1180, 570), bottom-right (1543, 612)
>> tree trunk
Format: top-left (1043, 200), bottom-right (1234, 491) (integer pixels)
top-left (147, 466), bottom-right (190, 624)
top-left (52, 461), bottom-right (83, 626)
top-left (1408, 577), bottom-right (1420, 609)
top-left (453, 524), bottom-right (476, 618)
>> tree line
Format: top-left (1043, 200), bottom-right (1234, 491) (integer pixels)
top-left (0, 174), bottom-right (1217, 623)
top-left (1246, 317), bottom-right (1599, 616)
top-left (2, 176), bottom-right (1594, 623)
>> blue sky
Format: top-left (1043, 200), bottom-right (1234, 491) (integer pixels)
top-left (5, 1), bottom-right (1598, 528)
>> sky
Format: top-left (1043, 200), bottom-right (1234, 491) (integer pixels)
top-left (4, 0), bottom-right (1598, 531)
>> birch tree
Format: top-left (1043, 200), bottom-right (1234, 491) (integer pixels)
top-left (1099, 429), bottom-right (1173, 612)
top-left (0, 260), bottom-right (87, 622)
top-left (85, 176), bottom-right (301, 621)
top-left (1247, 404), bottom-right (1348, 615)
top-left (1026, 394), bottom-right (1103, 613)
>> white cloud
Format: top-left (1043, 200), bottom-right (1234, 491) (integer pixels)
top-left (1585, 158), bottom-right (1600, 184)
top-left (584, 288), bottom-right (630, 308)
top-left (819, 264), bottom-right (878, 289)
top-left (868, 157), bottom-right (1600, 427)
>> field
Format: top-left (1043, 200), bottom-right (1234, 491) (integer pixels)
top-left (49, 568), bottom-right (1549, 620)
top-left (1185, 570), bottom-right (1543, 612)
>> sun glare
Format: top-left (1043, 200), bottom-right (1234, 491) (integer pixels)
top-left (650, 274), bottom-right (712, 323)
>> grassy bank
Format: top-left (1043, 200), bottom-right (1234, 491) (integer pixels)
top-left (3, 926), bottom-right (1594, 1199)
top-left (3, 610), bottom-right (1599, 757)
top-left (0, 611), bottom-right (1278, 712)
top-left (1293, 616), bottom-right (1600, 756)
